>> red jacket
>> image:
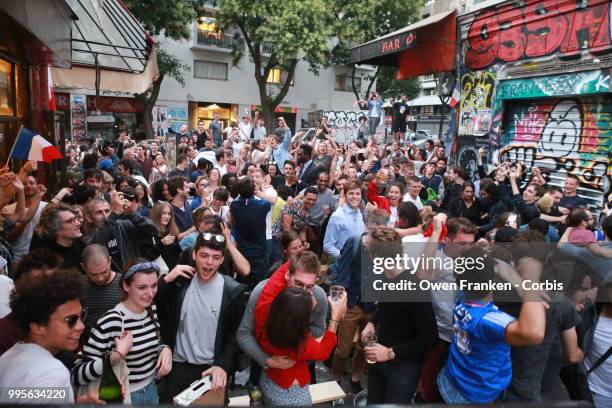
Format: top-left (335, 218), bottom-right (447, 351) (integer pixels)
top-left (254, 261), bottom-right (337, 388)
top-left (367, 180), bottom-right (391, 213)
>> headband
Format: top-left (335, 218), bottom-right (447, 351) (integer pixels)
top-left (124, 261), bottom-right (160, 280)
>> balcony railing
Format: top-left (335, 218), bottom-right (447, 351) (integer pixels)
top-left (196, 30), bottom-right (243, 50)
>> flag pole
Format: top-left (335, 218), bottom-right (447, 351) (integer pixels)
top-left (5, 126), bottom-right (23, 168)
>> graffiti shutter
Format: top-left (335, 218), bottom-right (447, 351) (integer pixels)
top-left (500, 95), bottom-right (611, 209)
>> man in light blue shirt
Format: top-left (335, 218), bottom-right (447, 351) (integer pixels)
top-left (268, 117), bottom-right (292, 174)
top-left (323, 181), bottom-right (365, 258)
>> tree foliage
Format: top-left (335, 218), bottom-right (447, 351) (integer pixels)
top-left (330, 0), bottom-right (425, 100)
top-left (218, 0), bottom-right (334, 125)
top-left (125, 0), bottom-right (196, 138)
top-left (123, 0), bottom-right (198, 40)
top-left (376, 66), bottom-right (421, 100)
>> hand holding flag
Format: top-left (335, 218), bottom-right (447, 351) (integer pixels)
top-left (9, 127), bottom-right (63, 164)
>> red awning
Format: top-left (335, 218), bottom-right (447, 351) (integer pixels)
top-left (349, 10), bottom-right (457, 79)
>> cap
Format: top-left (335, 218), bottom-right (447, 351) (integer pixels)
top-left (99, 159), bottom-right (113, 171)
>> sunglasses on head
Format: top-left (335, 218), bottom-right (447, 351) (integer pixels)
top-left (202, 233), bottom-right (225, 243)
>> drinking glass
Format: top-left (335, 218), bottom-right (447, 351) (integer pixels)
top-left (363, 334), bottom-right (378, 364)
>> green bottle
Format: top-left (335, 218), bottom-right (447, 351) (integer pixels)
top-left (99, 352), bottom-right (122, 403)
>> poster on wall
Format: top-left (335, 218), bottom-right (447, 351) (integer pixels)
top-left (70, 94), bottom-right (87, 143)
top-left (167, 106), bottom-right (188, 132)
top-left (152, 105), bottom-right (169, 138)
top-left (473, 109), bottom-right (491, 136)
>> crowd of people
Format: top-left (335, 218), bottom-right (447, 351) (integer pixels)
top-left (0, 109), bottom-right (610, 407)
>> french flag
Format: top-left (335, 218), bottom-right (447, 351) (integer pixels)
top-left (11, 127), bottom-right (63, 163)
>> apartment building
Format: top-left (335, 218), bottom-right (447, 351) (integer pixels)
top-left (155, 1), bottom-right (375, 135)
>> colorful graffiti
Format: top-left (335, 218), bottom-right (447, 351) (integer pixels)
top-left (500, 96), bottom-right (611, 205)
top-left (459, 70), bottom-right (496, 136)
top-left (465, 0), bottom-right (612, 70)
top-left (497, 69), bottom-right (611, 100)
top-left (323, 110), bottom-right (368, 144)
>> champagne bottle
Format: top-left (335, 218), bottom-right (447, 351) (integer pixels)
top-left (99, 352), bottom-right (122, 403)
top-left (248, 385), bottom-right (263, 407)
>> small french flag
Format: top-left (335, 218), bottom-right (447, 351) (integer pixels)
top-left (449, 76), bottom-right (461, 108)
top-left (10, 127), bottom-right (63, 163)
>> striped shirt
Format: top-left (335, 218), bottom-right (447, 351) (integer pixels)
top-left (72, 303), bottom-right (164, 392)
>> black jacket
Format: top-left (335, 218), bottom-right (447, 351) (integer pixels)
top-left (30, 233), bottom-right (85, 270)
top-left (155, 273), bottom-right (246, 373)
top-left (90, 212), bottom-right (158, 273)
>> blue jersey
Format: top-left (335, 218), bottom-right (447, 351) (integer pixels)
top-left (444, 300), bottom-right (516, 403)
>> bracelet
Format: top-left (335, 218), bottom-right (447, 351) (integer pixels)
top-left (329, 319), bottom-right (338, 324)
top-left (113, 349), bottom-right (126, 360)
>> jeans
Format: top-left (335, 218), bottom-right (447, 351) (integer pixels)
top-left (367, 359), bottom-right (422, 404)
top-left (437, 368), bottom-right (471, 404)
top-left (592, 392), bottom-right (612, 408)
top-left (368, 116), bottom-right (380, 136)
top-left (131, 380), bottom-right (159, 406)
top-left (249, 257), bottom-right (269, 289)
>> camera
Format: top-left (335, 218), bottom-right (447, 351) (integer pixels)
top-left (121, 187), bottom-right (136, 202)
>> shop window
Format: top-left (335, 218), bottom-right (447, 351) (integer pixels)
top-left (194, 60), bottom-right (228, 80)
top-left (0, 59), bottom-right (13, 116)
top-left (335, 75), bottom-right (361, 92)
top-left (15, 65), bottom-right (27, 118)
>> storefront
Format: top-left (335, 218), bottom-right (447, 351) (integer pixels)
top-left (188, 101), bottom-right (238, 132)
top-left (0, 1), bottom-right (73, 165)
top-left (56, 93), bottom-right (144, 143)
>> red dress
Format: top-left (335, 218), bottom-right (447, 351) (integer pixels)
top-left (254, 261), bottom-right (337, 388)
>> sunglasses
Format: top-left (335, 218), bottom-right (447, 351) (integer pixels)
top-left (201, 233), bottom-right (225, 243)
top-left (52, 307), bottom-right (88, 329)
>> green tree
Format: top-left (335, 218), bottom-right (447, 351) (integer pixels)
top-left (331, 0), bottom-right (425, 102)
top-left (125, 0), bottom-right (197, 138)
top-left (218, 0), bottom-right (334, 127)
top-left (376, 66), bottom-right (421, 100)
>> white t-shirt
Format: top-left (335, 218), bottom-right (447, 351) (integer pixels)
top-left (231, 141), bottom-right (245, 158)
top-left (0, 275), bottom-right (13, 318)
top-left (238, 122), bottom-right (253, 140)
top-left (0, 343), bottom-right (75, 403)
top-left (3, 201), bottom-right (47, 262)
top-left (586, 315), bottom-right (612, 398)
top-left (403, 193), bottom-right (424, 210)
top-left (388, 206), bottom-right (398, 227)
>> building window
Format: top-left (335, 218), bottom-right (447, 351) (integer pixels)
top-left (194, 60), bottom-right (228, 80)
top-left (421, 105), bottom-right (434, 115)
top-left (335, 75), bottom-right (361, 92)
top-left (0, 59), bottom-right (13, 116)
top-left (197, 16), bottom-right (218, 33)
top-left (267, 68), bottom-right (293, 85)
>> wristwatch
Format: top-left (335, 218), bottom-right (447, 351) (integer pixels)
top-left (388, 348), bottom-right (395, 360)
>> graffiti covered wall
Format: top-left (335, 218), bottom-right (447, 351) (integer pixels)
top-left (465, 0), bottom-right (612, 70)
top-left (459, 70), bottom-right (497, 136)
top-left (500, 94), bottom-right (611, 207)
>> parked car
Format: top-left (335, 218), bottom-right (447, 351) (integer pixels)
top-left (416, 129), bottom-right (433, 138)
